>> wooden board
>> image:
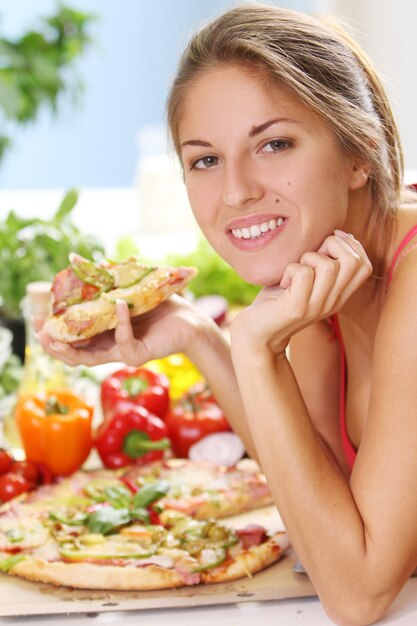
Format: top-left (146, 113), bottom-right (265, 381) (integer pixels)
top-left (0, 506), bottom-right (316, 617)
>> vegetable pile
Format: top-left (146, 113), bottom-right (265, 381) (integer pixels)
top-left (96, 366), bottom-right (234, 470)
top-left (1, 363), bottom-right (240, 491)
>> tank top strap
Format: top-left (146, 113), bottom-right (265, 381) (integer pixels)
top-left (387, 224), bottom-right (417, 287)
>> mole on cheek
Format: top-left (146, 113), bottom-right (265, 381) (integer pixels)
top-left (287, 181), bottom-right (291, 186)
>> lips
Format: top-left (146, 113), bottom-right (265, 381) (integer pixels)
top-left (226, 215), bottom-right (287, 250)
top-left (231, 216), bottom-right (284, 240)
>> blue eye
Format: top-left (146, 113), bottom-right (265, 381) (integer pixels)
top-left (262, 139), bottom-right (290, 153)
top-left (191, 155), bottom-right (219, 170)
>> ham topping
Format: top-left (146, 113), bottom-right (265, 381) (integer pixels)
top-left (236, 524), bottom-right (267, 549)
top-left (51, 267), bottom-right (100, 314)
top-left (174, 560), bottom-right (201, 585)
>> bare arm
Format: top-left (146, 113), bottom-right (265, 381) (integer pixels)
top-left (183, 316), bottom-right (258, 459)
top-left (230, 234), bottom-right (417, 624)
top-left (289, 321), bottom-right (350, 477)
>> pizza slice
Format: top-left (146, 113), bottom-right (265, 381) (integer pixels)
top-left (121, 459), bottom-right (273, 519)
top-left (42, 253), bottom-right (197, 343)
top-left (0, 467), bottom-right (289, 590)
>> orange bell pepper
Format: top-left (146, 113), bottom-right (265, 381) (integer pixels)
top-left (15, 390), bottom-right (93, 477)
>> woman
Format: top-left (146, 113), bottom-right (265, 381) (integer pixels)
top-left (39, 5), bottom-right (417, 624)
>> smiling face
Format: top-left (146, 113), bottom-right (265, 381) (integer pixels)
top-left (178, 64), bottom-right (361, 286)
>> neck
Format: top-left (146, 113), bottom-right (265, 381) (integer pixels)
top-left (338, 184), bottom-right (394, 325)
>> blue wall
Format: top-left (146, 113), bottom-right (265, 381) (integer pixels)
top-left (0, 0), bottom-right (312, 189)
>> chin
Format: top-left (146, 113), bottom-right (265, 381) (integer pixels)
top-left (235, 265), bottom-right (283, 287)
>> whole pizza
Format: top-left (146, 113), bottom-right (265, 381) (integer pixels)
top-left (0, 460), bottom-right (289, 590)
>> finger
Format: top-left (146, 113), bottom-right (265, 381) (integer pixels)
top-left (114, 300), bottom-right (141, 365)
top-left (314, 234), bottom-right (371, 310)
top-left (43, 341), bottom-right (83, 366)
top-left (317, 233), bottom-right (372, 285)
top-left (279, 263), bottom-right (315, 320)
top-left (299, 251), bottom-right (341, 312)
top-left (47, 341), bottom-right (117, 368)
top-left (32, 316), bottom-right (46, 332)
top-left (319, 231), bottom-right (372, 272)
top-left (280, 262), bottom-right (315, 291)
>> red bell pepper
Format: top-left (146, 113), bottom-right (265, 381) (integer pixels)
top-left (165, 385), bottom-right (231, 458)
top-left (95, 403), bottom-right (171, 469)
top-left (100, 366), bottom-right (169, 419)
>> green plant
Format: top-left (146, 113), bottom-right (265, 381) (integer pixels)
top-left (0, 3), bottom-right (96, 162)
top-left (0, 189), bottom-right (106, 319)
top-left (165, 238), bottom-right (261, 306)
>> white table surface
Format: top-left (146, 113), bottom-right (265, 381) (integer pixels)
top-left (0, 577), bottom-right (416, 626)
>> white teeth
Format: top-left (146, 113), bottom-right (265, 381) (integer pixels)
top-left (231, 217), bottom-right (285, 240)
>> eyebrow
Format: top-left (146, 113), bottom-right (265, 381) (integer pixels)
top-left (249, 117), bottom-right (298, 137)
top-left (180, 118), bottom-right (299, 149)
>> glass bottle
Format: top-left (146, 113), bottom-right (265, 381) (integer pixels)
top-left (2, 281), bottom-right (76, 456)
top-left (19, 282), bottom-right (73, 393)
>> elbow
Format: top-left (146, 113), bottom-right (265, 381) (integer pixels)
top-left (320, 588), bottom-right (396, 626)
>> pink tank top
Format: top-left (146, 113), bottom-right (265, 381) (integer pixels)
top-left (336, 223), bottom-right (417, 469)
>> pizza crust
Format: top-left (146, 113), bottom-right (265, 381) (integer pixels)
top-left (43, 266), bottom-right (197, 343)
top-left (192, 490), bottom-right (273, 520)
top-left (202, 533), bottom-right (289, 584)
top-left (10, 559), bottom-right (187, 590)
top-left (9, 533), bottom-right (289, 590)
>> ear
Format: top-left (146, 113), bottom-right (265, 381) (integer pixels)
top-left (348, 161), bottom-right (371, 190)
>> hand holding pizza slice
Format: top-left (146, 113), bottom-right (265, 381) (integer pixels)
top-left (42, 254), bottom-right (198, 344)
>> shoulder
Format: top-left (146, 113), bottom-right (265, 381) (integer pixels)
top-left (373, 244), bottom-right (417, 371)
top-left (384, 240), bottom-right (417, 313)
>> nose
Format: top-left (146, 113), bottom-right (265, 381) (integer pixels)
top-left (222, 159), bottom-right (263, 209)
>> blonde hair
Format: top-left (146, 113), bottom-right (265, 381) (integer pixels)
top-left (167, 3), bottom-right (410, 273)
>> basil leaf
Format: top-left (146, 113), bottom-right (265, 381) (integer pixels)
top-left (87, 506), bottom-right (131, 535)
top-left (103, 485), bottom-right (132, 508)
top-left (132, 480), bottom-right (170, 509)
top-left (129, 507), bottom-right (150, 524)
